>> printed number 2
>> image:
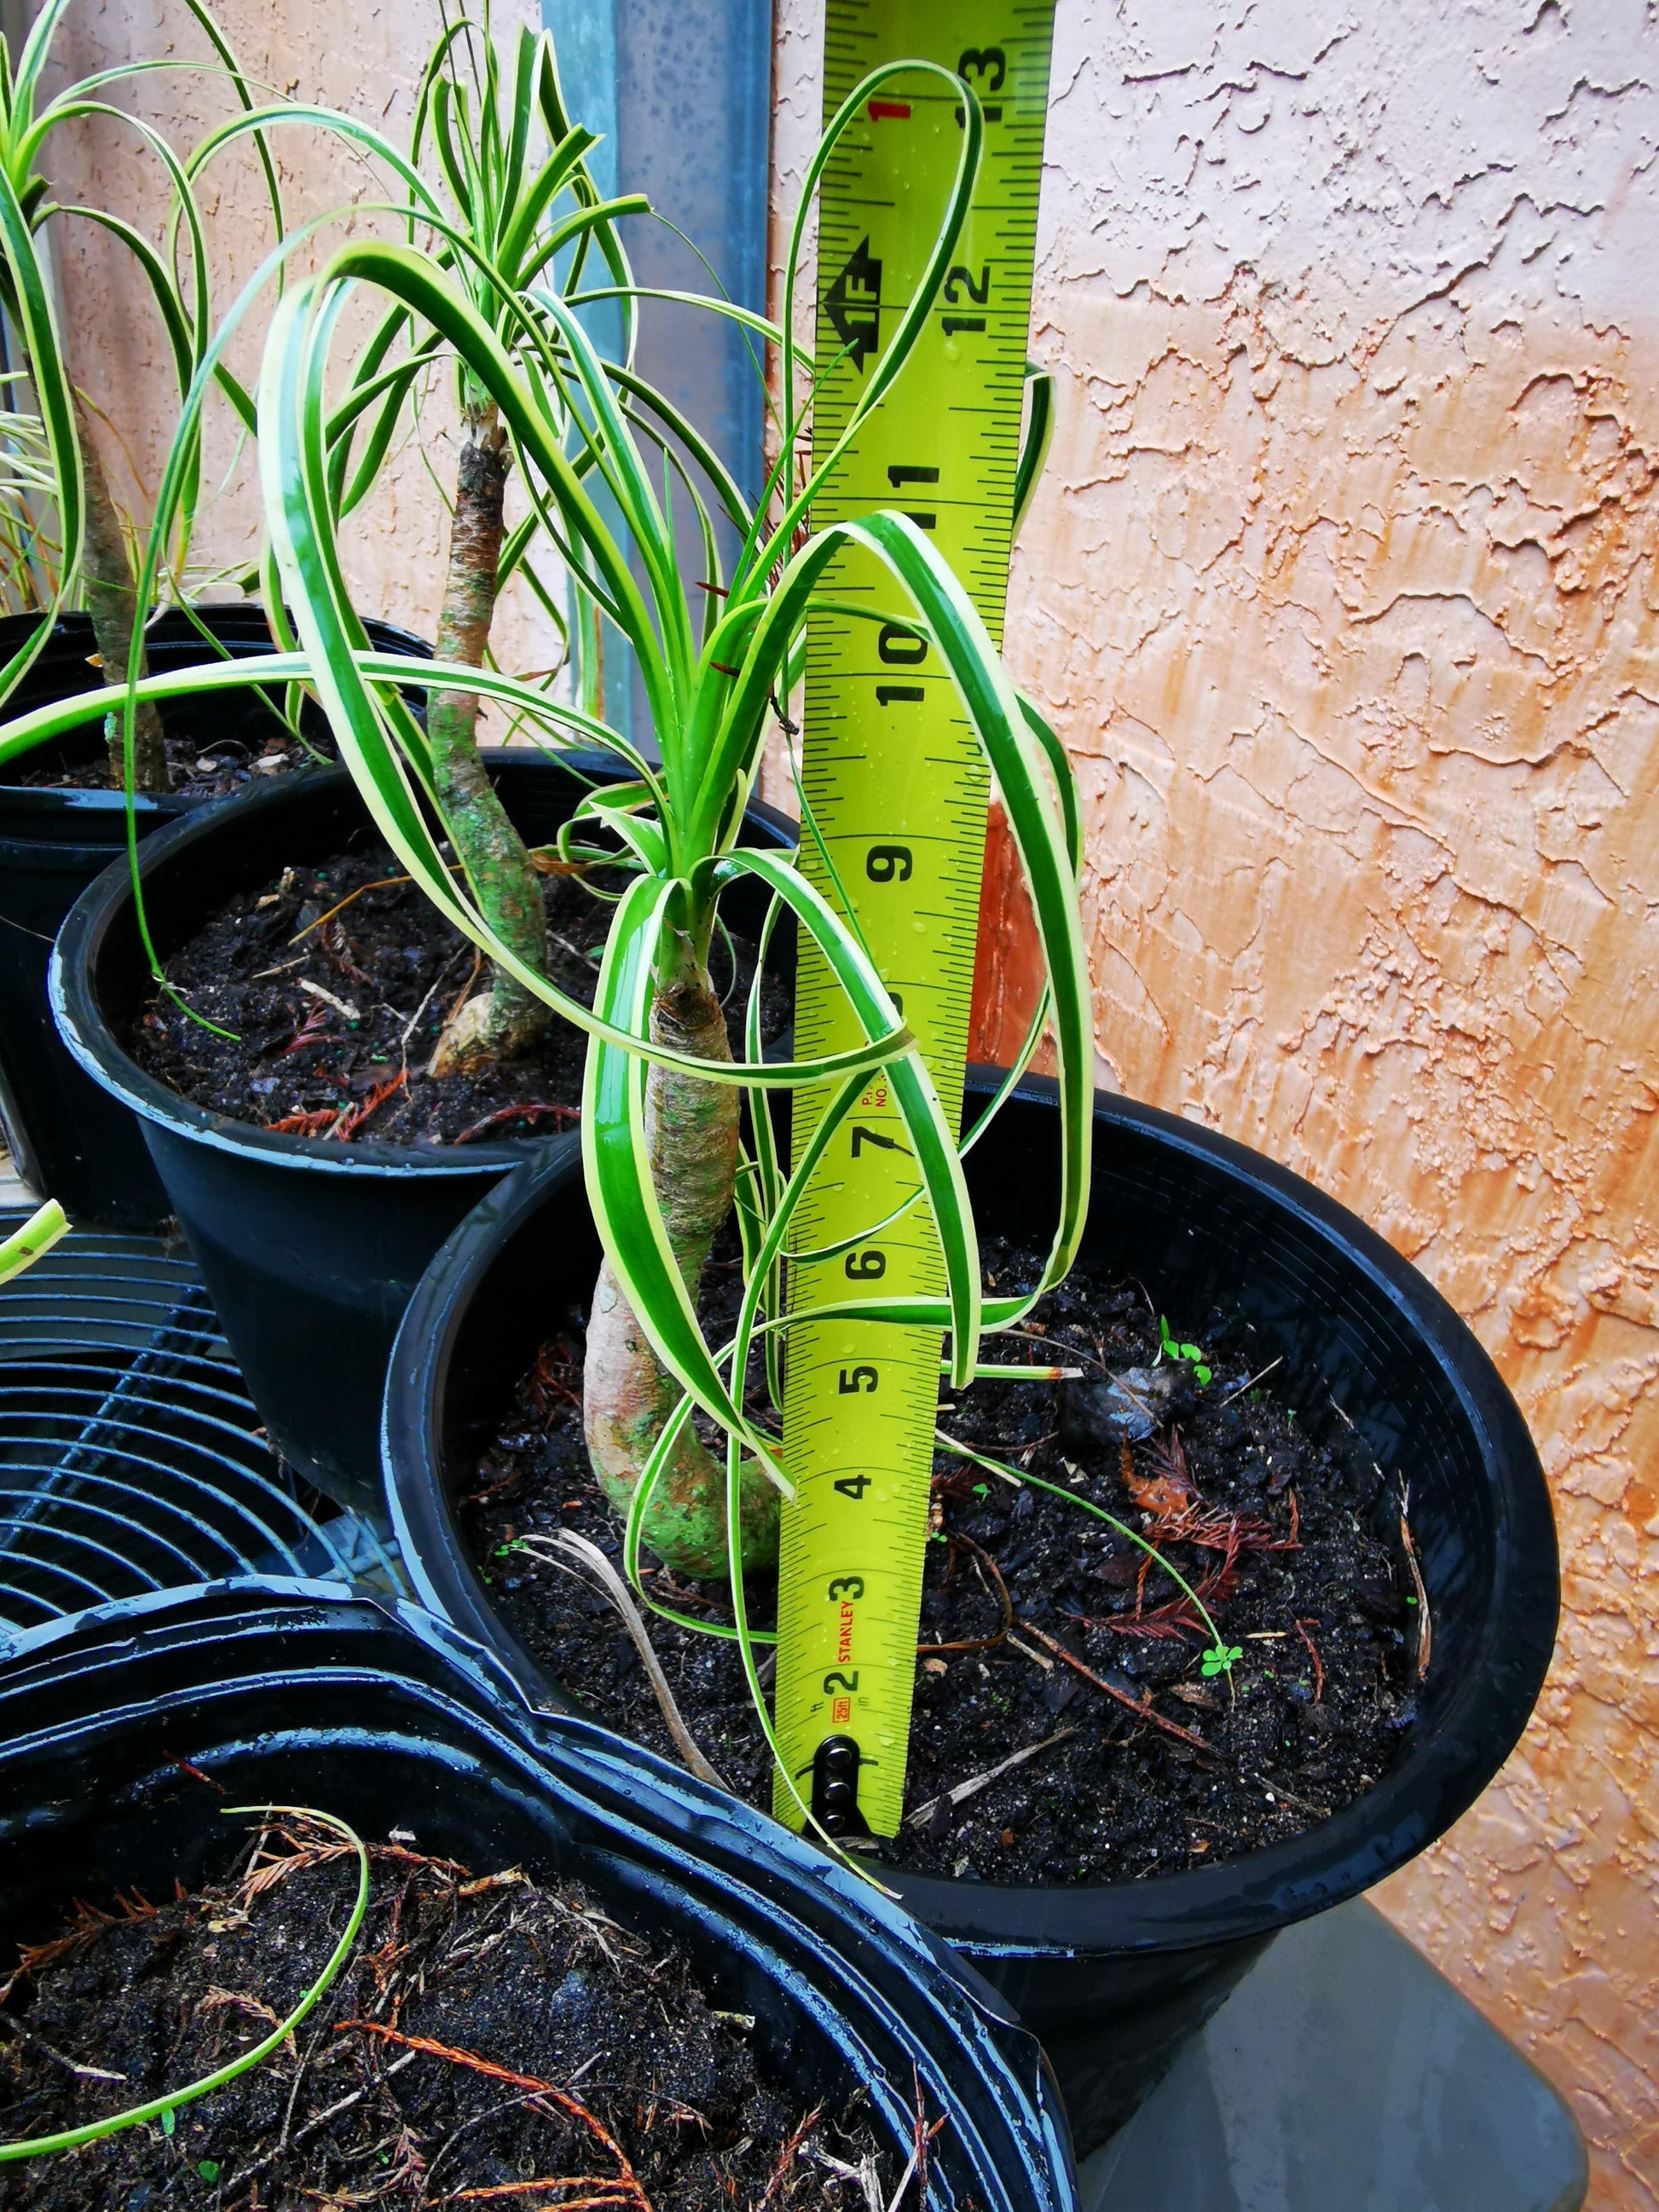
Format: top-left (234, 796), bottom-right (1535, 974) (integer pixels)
top-left (824, 1671), bottom-right (859, 1694)
top-left (945, 263), bottom-right (990, 304)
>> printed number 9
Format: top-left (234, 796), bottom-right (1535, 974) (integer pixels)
top-left (865, 845), bottom-right (912, 882)
top-left (845, 1250), bottom-right (886, 1279)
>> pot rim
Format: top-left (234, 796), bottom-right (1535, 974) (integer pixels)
top-left (0, 605), bottom-right (431, 805)
top-left (50, 748), bottom-right (796, 1181)
top-left (383, 1071), bottom-right (1559, 1960)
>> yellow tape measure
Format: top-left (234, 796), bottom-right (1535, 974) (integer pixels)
top-left (773, 0), bottom-right (1056, 1839)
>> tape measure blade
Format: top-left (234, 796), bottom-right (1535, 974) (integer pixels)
top-left (774, 0), bottom-right (1058, 1839)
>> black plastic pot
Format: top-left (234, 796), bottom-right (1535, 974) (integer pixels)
top-left (0, 608), bottom-right (429, 1229)
top-left (0, 1580), bottom-right (1076, 2212)
top-left (382, 1073), bottom-right (1559, 2157)
top-left (49, 753), bottom-right (794, 1515)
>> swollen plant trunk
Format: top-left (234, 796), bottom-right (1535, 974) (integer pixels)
top-left (584, 962), bottom-right (780, 1580)
top-left (77, 407), bottom-right (169, 794)
top-left (427, 403), bottom-right (551, 1073)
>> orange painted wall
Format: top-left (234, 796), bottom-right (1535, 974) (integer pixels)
top-left (767, 1), bottom-right (1657, 2199)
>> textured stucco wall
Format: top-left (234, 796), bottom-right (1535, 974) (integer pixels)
top-left (771, 0), bottom-right (1658, 2200)
top-left (38, 0), bottom-right (557, 703)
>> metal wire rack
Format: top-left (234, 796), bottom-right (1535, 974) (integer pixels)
top-left (0, 1208), bottom-right (404, 1650)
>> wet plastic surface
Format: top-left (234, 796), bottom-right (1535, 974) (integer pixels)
top-left (51, 756), bottom-right (794, 1513)
top-left (0, 1204), bottom-right (406, 1651)
top-left (0, 1581), bottom-right (1078, 2212)
top-left (0, 609), bottom-right (428, 1228)
top-left (382, 1073), bottom-right (1559, 2155)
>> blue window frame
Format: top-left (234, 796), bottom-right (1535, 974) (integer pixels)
top-left (544, 0), bottom-right (772, 744)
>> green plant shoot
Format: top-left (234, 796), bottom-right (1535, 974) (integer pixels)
top-left (1159, 1314), bottom-right (1211, 1387)
top-left (0, 1198), bottom-right (66, 1285)
top-left (0, 0), bottom-right (279, 789)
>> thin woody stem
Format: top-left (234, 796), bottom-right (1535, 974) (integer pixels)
top-left (428, 400), bottom-right (550, 1071)
top-left (76, 402), bottom-right (168, 793)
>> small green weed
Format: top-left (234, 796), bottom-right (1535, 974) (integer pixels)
top-left (1159, 1314), bottom-right (1211, 1387)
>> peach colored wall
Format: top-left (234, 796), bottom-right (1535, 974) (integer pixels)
top-left (38, 0), bottom-right (558, 713)
top-left (765, 0), bottom-right (1658, 2199)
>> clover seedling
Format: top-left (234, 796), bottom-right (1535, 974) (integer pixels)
top-left (1201, 1643), bottom-right (1242, 1679)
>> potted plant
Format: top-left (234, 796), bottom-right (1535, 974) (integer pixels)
top-left (28, 8), bottom-right (721, 1495)
top-left (379, 1065), bottom-right (1559, 2151)
top-left (0, 1581), bottom-right (1078, 2208)
top-left (0, 0), bottom-right (429, 1227)
top-left (44, 14), bottom-right (995, 1510)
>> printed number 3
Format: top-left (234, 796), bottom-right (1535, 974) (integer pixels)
top-left (957, 45), bottom-right (1006, 90)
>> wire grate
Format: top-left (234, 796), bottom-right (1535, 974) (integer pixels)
top-left (0, 1210), bottom-right (404, 1648)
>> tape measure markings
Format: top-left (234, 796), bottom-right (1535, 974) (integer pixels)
top-left (775, 0), bottom-right (1057, 1839)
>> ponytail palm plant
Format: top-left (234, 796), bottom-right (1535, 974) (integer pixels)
top-left (0, 0), bottom-right (275, 789)
top-left (0, 16), bottom-right (1094, 1806)
top-left (155, 9), bottom-right (645, 1071)
top-left (257, 43), bottom-right (1091, 1597)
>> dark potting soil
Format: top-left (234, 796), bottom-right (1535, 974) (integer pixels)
top-left (0, 1812), bottom-right (893, 2209)
top-left (126, 846), bottom-right (789, 1148)
top-left (463, 1239), bottom-right (1425, 1886)
top-left (15, 718), bottom-right (318, 804)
